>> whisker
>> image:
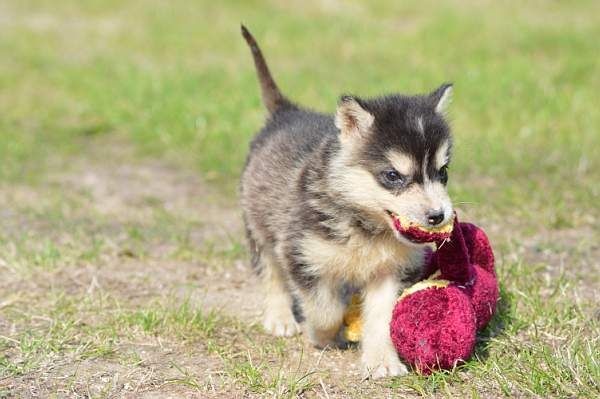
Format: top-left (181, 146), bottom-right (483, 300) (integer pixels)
top-left (453, 201), bottom-right (478, 205)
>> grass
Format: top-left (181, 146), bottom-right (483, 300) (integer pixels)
top-left (122, 299), bottom-right (220, 339)
top-left (0, 0), bottom-right (599, 397)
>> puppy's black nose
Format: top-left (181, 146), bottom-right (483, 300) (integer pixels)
top-left (426, 209), bottom-right (445, 226)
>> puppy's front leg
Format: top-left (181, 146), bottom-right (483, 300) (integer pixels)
top-left (361, 275), bottom-right (408, 379)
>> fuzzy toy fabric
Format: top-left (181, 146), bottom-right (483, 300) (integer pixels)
top-left (389, 282), bottom-right (477, 371)
top-left (390, 216), bottom-right (499, 373)
top-left (424, 221), bottom-right (498, 329)
top-left (341, 216), bottom-right (499, 374)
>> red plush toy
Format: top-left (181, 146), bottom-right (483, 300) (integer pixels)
top-left (389, 216), bottom-right (499, 373)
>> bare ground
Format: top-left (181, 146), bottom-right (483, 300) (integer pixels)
top-left (0, 136), bottom-right (598, 398)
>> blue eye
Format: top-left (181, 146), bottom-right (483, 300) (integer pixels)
top-left (382, 169), bottom-right (405, 185)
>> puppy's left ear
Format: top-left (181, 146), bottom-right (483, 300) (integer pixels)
top-left (430, 83), bottom-right (453, 114)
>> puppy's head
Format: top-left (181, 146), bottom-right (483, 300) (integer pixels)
top-left (331, 84), bottom-right (454, 245)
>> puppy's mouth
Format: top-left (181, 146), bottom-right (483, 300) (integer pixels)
top-left (386, 211), bottom-right (453, 244)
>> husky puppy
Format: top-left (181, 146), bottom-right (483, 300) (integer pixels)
top-left (240, 26), bottom-right (454, 378)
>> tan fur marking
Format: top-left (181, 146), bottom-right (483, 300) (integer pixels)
top-left (387, 150), bottom-right (415, 176)
top-left (434, 140), bottom-right (450, 169)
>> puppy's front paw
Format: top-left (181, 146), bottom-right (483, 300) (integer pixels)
top-left (361, 350), bottom-right (408, 379)
top-left (263, 309), bottom-right (300, 337)
top-left (262, 292), bottom-right (301, 337)
top-left (263, 314), bottom-right (300, 337)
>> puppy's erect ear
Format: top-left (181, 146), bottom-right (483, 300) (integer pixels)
top-left (335, 96), bottom-right (374, 138)
top-left (430, 83), bottom-right (453, 115)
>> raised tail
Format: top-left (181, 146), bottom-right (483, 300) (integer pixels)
top-left (241, 25), bottom-right (293, 114)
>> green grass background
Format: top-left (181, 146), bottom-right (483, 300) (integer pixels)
top-left (2, 0), bottom-right (599, 226)
top-left (1, 0), bottom-right (599, 397)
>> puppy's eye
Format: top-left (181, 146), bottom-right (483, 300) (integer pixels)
top-left (439, 165), bottom-right (449, 184)
top-left (382, 169), bottom-right (405, 186)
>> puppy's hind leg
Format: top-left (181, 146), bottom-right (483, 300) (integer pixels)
top-left (260, 250), bottom-right (300, 337)
top-left (299, 282), bottom-right (346, 349)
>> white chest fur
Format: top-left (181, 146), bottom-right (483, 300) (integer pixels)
top-left (298, 230), bottom-right (415, 285)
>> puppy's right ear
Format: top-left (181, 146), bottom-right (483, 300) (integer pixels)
top-left (430, 83), bottom-right (453, 115)
top-left (335, 96), bottom-right (374, 139)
